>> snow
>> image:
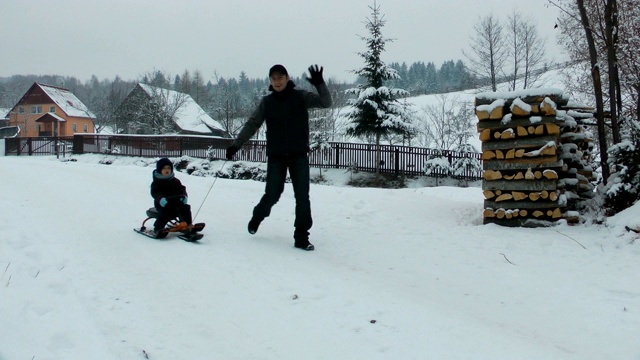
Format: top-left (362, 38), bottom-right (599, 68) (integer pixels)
top-left (476, 99), bottom-right (506, 113)
top-left (510, 98), bottom-right (532, 113)
top-left (476, 87), bottom-right (567, 101)
top-left (1, 154), bottom-right (640, 360)
top-left (543, 96), bottom-right (558, 111)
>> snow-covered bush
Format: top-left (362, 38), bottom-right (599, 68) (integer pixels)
top-left (206, 146), bottom-right (216, 161)
top-left (423, 150), bottom-right (451, 186)
top-left (216, 162), bottom-right (269, 182)
top-left (423, 151), bottom-right (451, 177)
top-left (604, 139), bottom-right (640, 215)
top-left (102, 146), bottom-right (121, 154)
top-left (451, 143), bottom-right (481, 178)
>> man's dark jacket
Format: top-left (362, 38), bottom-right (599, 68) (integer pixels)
top-left (232, 80), bottom-right (332, 156)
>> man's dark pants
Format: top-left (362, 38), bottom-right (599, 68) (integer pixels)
top-left (252, 153), bottom-right (312, 241)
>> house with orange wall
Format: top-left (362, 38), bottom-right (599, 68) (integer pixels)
top-left (7, 83), bottom-right (95, 137)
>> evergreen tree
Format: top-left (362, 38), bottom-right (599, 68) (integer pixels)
top-left (425, 62), bottom-right (439, 94)
top-left (408, 61), bottom-right (427, 94)
top-left (451, 143), bottom-right (482, 186)
top-left (346, 1), bottom-right (413, 176)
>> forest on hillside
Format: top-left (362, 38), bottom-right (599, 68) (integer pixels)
top-left (0, 59), bottom-right (477, 120)
top-left (0, 59), bottom-right (480, 142)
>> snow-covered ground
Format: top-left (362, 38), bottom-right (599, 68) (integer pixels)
top-left (1, 154), bottom-right (639, 360)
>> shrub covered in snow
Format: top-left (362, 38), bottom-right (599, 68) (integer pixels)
top-left (604, 139), bottom-right (640, 215)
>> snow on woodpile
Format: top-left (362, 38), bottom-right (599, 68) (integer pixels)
top-left (475, 88), bottom-right (595, 227)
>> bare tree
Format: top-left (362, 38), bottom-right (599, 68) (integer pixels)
top-left (419, 94), bottom-right (475, 150)
top-left (617, 0), bottom-right (640, 123)
top-left (190, 69), bottom-right (207, 105)
top-left (505, 11), bottom-right (525, 91)
top-left (310, 79), bottom-right (351, 142)
top-left (519, 16), bottom-right (547, 89)
top-left (505, 11), bottom-right (547, 90)
top-left (549, 0), bottom-right (640, 182)
top-left (84, 77), bottom-right (128, 133)
top-left (464, 14), bottom-right (507, 92)
top-left (209, 74), bottom-right (246, 137)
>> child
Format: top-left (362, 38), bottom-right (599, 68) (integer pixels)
top-left (149, 158), bottom-right (193, 238)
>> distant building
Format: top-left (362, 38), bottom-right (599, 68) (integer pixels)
top-left (116, 83), bottom-right (227, 137)
top-left (0, 108), bottom-right (9, 127)
top-left (7, 83), bottom-right (96, 137)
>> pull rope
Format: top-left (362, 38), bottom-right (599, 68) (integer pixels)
top-left (193, 160), bottom-right (227, 222)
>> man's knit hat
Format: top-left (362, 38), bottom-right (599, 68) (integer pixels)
top-left (156, 157), bottom-right (173, 172)
top-left (269, 64), bottom-right (288, 77)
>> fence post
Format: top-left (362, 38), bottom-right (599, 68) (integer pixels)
top-left (73, 135), bottom-right (84, 154)
top-left (28, 138), bottom-right (33, 155)
top-left (395, 148), bottom-right (400, 176)
top-left (334, 144), bottom-right (340, 168)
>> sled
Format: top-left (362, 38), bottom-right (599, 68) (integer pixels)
top-left (135, 207), bottom-right (205, 241)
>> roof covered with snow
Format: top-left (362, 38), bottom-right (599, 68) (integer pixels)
top-left (1, 108), bottom-right (10, 119)
top-left (138, 83), bottom-right (224, 134)
top-left (38, 83), bottom-right (96, 119)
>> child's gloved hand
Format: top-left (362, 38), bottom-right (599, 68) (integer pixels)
top-left (182, 196), bottom-right (188, 205)
top-left (160, 197), bottom-right (168, 207)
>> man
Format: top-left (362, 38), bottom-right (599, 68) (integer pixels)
top-left (226, 64), bottom-right (332, 251)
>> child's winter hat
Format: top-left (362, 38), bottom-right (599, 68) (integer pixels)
top-left (269, 64), bottom-right (288, 77)
top-left (156, 158), bottom-right (173, 172)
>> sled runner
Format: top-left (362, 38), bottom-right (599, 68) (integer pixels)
top-left (134, 207), bottom-right (205, 242)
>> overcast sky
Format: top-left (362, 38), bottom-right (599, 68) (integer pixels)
top-left (1, 0), bottom-right (564, 84)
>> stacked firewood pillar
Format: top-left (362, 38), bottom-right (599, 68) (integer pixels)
top-left (476, 89), bottom-right (595, 227)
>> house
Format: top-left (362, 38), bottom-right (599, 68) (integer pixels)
top-left (7, 83), bottom-right (96, 137)
top-left (117, 83), bottom-right (227, 137)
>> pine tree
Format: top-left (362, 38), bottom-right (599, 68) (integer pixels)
top-left (346, 1), bottom-right (413, 176)
top-left (451, 143), bottom-right (482, 186)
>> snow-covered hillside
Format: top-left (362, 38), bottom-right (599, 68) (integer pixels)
top-left (332, 68), bottom-right (569, 152)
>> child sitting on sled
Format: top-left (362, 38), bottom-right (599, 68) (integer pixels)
top-left (150, 158), bottom-right (194, 238)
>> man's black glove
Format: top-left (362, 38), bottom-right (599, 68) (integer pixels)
top-left (306, 65), bottom-right (324, 86)
top-left (226, 145), bottom-right (239, 160)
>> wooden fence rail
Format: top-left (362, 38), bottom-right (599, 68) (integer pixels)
top-left (4, 134), bottom-right (483, 180)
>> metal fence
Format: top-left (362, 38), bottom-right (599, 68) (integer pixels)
top-left (3, 136), bottom-right (75, 157)
top-left (4, 134), bottom-right (483, 180)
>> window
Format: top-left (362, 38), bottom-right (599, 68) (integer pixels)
top-left (84, 124), bottom-right (88, 132)
top-left (73, 123), bottom-right (78, 132)
top-left (19, 107), bottom-right (25, 114)
top-left (30, 105), bottom-right (42, 114)
top-left (50, 106), bottom-right (56, 113)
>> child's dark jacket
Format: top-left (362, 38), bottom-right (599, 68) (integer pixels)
top-left (150, 170), bottom-right (188, 208)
